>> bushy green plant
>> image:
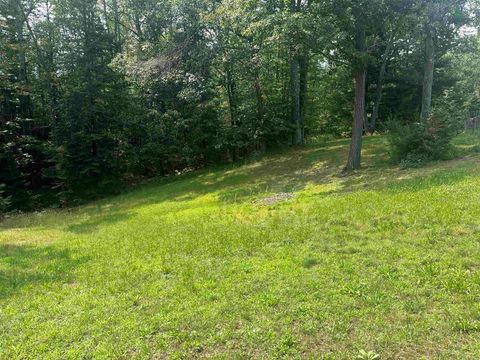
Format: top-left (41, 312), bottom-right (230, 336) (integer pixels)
top-left (388, 106), bottom-right (462, 167)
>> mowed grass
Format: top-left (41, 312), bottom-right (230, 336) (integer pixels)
top-left (2, 134), bottom-right (480, 359)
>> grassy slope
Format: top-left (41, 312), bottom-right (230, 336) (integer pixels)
top-left (2, 135), bottom-right (480, 359)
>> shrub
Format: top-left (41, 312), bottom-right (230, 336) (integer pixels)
top-left (388, 108), bottom-right (462, 167)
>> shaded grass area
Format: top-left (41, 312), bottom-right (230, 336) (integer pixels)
top-left (2, 134), bottom-right (480, 358)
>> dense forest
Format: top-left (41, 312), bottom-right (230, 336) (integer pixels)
top-left (1, 0), bottom-right (479, 211)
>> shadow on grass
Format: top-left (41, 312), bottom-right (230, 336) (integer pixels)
top-left (3, 135), bottom-right (479, 232)
top-left (120, 137), bottom-right (360, 206)
top-left (0, 244), bottom-right (88, 299)
top-left (24, 139), bottom-right (350, 233)
top-left (66, 211), bottom-right (134, 234)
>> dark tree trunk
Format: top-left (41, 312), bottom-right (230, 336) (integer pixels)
top-left (369, 35), bottom-right (393, 134)
top-left (299, 55), bottom-right (309, 142)
top-left (113, 0), bottom-right (121, 51)
top-left (15, 9), bottom-right (32, 122)
top-left (421, 27), bottom-right (434, 121)
top-left (23, 0), bottom-right (58, 125)
top-left (254, 73), bottom-right (265, 123)
top-left (345, 69), bottom-right (366, 171)
top-left (45, 0), bottom-right (58, 124)
top-left (345, 15), bottom-right (366, 171)
top-left (281, 54), bottom-right (290, 121)
top-left (225, 63), bottom-right (237, 126)
top-left (288, 0), bottom-right (304, 146)
top-left (290, 55), bottom-right (303, 145)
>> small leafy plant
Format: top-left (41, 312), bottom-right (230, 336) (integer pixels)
top-left (357, 349), bottom-right (380, 360)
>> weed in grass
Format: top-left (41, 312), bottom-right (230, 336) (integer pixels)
top-left (302, 257), bottom-right (319, 269)
top-left (356, 350), bottom-right (380, 360)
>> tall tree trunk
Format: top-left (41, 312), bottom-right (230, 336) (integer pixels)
top-left (345, 15), bottom-right (366, 171)
top-left (345, 69), bottom-right (366, 171)
top-left (421, 27), bottom-right (434, 120)
top-left (18, 0), bottom-right (58, 124)
top-left (112, 0), bottom-right (121, 51)
top-left (290, 55), bottom-right (303, 145)
top-left (254, 72), bottom-right (265, 123)
top-left (281, 51), bottom-right (290, 121)
top-left (133, 13), bottom-right (143, 40)
top-left (15, 7), bottom-right (31, 121)
top-left (299, 55), bottom-right (309, 142)
top-left (225, 63), bottom-right (237, 126)
top-left (369, 34), bottom-right (393, 134)
top-left (101, 0), bottom-right (111, 34)
top-left (289, 0), bottom-right (303, 146)
top-left (46, 4), bottom-right (58, 123)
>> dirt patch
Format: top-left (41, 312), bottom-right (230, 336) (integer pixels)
top-left (256, 193), bottom-right (297, 206)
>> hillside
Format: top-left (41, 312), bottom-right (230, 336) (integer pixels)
top-left (2, 135), bottom-right (480, 358)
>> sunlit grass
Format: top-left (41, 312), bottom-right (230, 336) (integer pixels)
top-left (2, 134), bottom-right (480, 358)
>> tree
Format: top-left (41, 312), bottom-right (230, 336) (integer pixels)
top-left (327, 0), bottom-right (416, 170)
top-left (419, 0), bottom-right (470, 120)
top-left (327, 0), bottom-right (378, 171)
top-left (53, 0), bottom-right (133, 199)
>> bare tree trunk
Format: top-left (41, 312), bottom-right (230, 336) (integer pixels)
top-left (369, 34), bottom-right (393, 134)
top-left (15, 7), bottom-right (31, 121)
top-left (299, 55), bottom-right (309, 142)
top-left (281, 50), bottom-right (290, 121)
top-left (421, 27), bottom-right (434, 121)
top-left (112, 0), bottom-right (121, 51)
top-left (133, 13), bottom-right (143, 40)
top-left (289, 0), bottom-right (304, 146)
top-left (45, 0), bottom-right (58, 123)
top-left (101, 0), bottom-right (111, 34)
top-left (254, 73), bottom-right (265, 123)
top-left (345, 69), bottom-right (366, 171)
top-left (345, 16), bottom-right (366, 171)
top-left (290, 55), bottom-right (303, 145)
top-left (18, 0), bottom-right (58, 125)
top-left (225, 63), bottom-right (237, 126)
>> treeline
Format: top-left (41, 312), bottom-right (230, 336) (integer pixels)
top-left (0, 0), bottom-right (479, 211)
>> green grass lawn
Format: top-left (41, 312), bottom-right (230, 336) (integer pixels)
top-left (3, 134), bottom-right (480, 359)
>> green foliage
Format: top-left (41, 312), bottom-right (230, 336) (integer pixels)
top-left (0, 0), bottom-right (478, 210)
top-left (388, 104), bottom-right (463, 167)
top-left (312, 64), bottom-right (353, 136)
